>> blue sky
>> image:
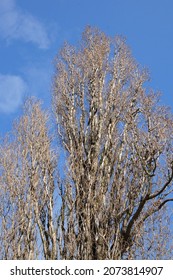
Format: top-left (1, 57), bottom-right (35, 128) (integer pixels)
top-left (0, 0), bottom-right (173, 136)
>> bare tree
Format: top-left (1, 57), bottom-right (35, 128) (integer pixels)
top-left (0, 98), bottom-right (58, 259)
top-left (53, 26), bottom-right (173, 259)
top-left (0, 27), bottom-right (173, 260)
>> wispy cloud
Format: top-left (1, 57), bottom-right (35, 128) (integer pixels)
top-left (0, 74), bottom-right (27, 113)
top-left (0, 0), bottom-right (50, 49)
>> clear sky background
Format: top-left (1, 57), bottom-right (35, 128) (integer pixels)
top-left (0, 0), bottom-right (173, 136)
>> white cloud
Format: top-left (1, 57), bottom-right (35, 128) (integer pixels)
top-left (0, 0), bottom-right (50, 49)
top-left (0, 74), bottom-right (27, 113)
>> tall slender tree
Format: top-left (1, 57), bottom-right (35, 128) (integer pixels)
top-left (53, 26), bottom-right (173, 259)
top-left (0, 98), bottom-right (58, 259)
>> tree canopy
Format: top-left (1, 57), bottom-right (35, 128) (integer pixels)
top-left (0, 27), bottom-right (173, 259)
